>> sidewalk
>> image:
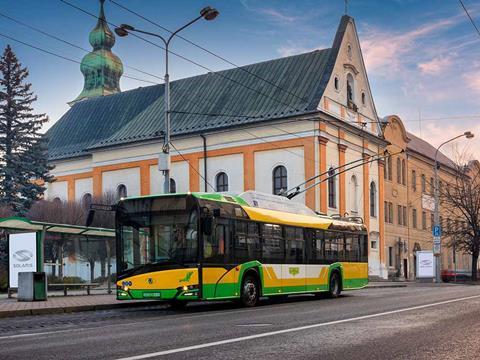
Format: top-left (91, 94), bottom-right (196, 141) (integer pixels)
top-left (0, 294), bottom-right (159, 319)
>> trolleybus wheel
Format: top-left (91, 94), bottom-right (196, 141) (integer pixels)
top-left (328, 271), bottom-right (341, 298)
top-left (241, 274), bottom-right (259, 307)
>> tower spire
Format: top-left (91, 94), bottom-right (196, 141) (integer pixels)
top-left (71, 0), bottom-right (123, 104)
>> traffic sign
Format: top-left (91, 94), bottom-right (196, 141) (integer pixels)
top-left (433, 242), bottom-right (441, 255)
top-left (432, 224), bottom-right (442, 237)
top-left (433, 236), bottom-right (441, 244)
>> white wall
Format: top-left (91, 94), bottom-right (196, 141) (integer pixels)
top-left (254, 147), bottom-right (305, 204)
top-left (150, 161), bottom-right (189, 194)
top-left (45, 181), bottom-right (68, 201)
top-left (75, 178), bottom-right (93, 201)
top-left (102, 168), bottom-right (140, 197)
top-left (199, 153), bottom-right (244, 193)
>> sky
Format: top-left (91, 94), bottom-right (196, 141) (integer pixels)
top-left (1, 0), bottom-right (480, 159)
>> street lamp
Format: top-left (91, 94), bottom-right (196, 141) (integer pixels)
top-left (115, 6), bottom-right (219, 193)
top-left (433, 131), bottom-right (474, 283)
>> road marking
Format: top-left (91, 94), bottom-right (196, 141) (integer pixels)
top-left (236, 323), bottom-right (272, 327)
top-left (0, 328), bottom-right (84, 340)
top-left (116, 293), bottom-right (480, 360)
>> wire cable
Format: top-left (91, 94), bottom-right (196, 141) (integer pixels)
top-left (170, 141), bottom-right (215, 191)
top-left (0, 32), bottom-right (159, 85)
top-left (0, 11), bottom-right (164, 82)
top-left (459, 0), bottom-right (480, 37)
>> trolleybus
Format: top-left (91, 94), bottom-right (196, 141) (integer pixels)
top-left (115, 191), bottom-right (368, 307)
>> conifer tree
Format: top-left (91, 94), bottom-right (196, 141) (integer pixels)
top-left (0, 45), bottom-right (53, 215)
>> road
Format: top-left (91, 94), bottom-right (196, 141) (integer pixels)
top-left (0, 284), bottom-right (479, 359)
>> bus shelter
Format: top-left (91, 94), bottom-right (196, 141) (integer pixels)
top-left (0, 217), bottom-right (115, 297)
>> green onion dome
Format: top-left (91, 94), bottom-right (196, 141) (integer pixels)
top-left (72, 0), bottom-right (123, 103)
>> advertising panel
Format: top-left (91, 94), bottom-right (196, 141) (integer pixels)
top-left (417, 251), bottom-right (435, 278)
top-left (9, 232), bottom-right (37, 288)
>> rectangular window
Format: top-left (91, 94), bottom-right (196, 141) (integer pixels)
top-left (430, 177), bottom-right (434, 196)
top-left (389, 202), bottom-right (394, 224)
top-left (285, 227), bottom-right (304, 264)
top-left (430, 213), bottom-right (434, 230)
top-left (397, 205), bottom-right (402, 225)
top-left (234, 221), bottom-right (261, 263)
top-left (325, 231), bottom-right (344, 263)
top-left (313, 230), bottom-right (324, 264)
top-left (412, 209), bottom-right (417, 228)
top-left (261, 223), bottom-right (284, 263)
top-left (403, 206), bottom-right (407, 227)
top-left (388, 246), bottom-right (394, 267)
top-left (412, 170), bottom-right (416, 192)
top-left (422, 211), bottom-right (427, 230)
top-left (421, 174), bottom-right (426, 193)
top-left (384, 201), bottom-right (388, 223)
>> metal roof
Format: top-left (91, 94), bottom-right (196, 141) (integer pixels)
top-left (406, 132), bottom-right (456, 169)
top-left (0, 217), bottom-right (115, 237)
top-left (47, 49), bottom-right (332, 160)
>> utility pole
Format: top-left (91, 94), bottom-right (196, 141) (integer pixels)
top-left (115, 7), bottom-right (219, 193)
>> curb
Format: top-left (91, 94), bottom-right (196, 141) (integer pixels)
top-left (366, 284), bottom-right (408, 289)
top-left (0, 300), bottom-right (161, 319)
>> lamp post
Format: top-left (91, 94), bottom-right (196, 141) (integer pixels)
top-left (433, 131), bottom-right (474, 283)
top-left (115, 7), bottom-right (219, 193)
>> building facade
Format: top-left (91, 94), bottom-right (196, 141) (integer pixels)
top-left (45, 3), bottom-right (389, 277)
top-left (383, 115), bottom-right (474, 280)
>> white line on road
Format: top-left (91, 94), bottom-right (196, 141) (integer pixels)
top-left (116, 293), bottom-right (480, 360)
top-left (0, 328), bottom-right (85, 340)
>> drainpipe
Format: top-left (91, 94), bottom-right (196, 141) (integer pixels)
top-left (200, 134), bottom-right (208, 192)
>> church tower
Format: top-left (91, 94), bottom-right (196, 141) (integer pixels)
top-left (71, 0), bottom-right (123, 104)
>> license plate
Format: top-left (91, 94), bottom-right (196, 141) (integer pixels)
top-left (143, 292), bottom-right (161, 298)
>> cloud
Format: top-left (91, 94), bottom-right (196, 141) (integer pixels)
top-left (409, 122), bottom-right (480, 160)
top-left (418, 56), bottom-right (453, 74)
top-left (240, 0), bottom-right (298, 24)
top-left (277, 41), bottom-right (326, 57)
top-left (360, 18), bottom-right (456, 75)
top-left (463, 69), bottom-right (480, 93)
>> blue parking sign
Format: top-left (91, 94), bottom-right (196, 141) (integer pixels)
top-left (432, 225), bottom-right (442, 237)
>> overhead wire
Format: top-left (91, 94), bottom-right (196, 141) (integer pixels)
top-left (169, 141), bottom-right (215, 191)
top-left (0, 11), bottom-right (164, 82)
top-left (0, 32), bottom-right (159, 85)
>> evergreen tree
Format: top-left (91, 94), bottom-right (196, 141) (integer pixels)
top-left (0, 45), bottom-right (53, 215)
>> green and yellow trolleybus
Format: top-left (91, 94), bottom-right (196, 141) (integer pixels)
top-left (116, 191), bottom-right (368, 307)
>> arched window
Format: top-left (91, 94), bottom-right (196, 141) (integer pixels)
top-left (81, 193), bottom-right (92, 210)
top-left (272, 166), bottom-right (287, 195)
top-left (116, 184), bottom-right (127, 200)
top-left (370, 182), bottom-right (377, 217)
top-left (347, 73), bottom-right (354, 102)
top-left (401, 159), bottom-right (406, 185)
top-left (215, 172), bottom-right (228, 192)
top-left (170, 178), bottom-right (176, 194)
top-left (334, 76), bottom-right (339, 90)
top-left (52, 197), bottom-right (62, 205)
top-left (328, 167), bottom-right (336, 208)
top-left (361, 92), bottom-right (366, 105)
top-left (350, 175), bottom-right (358, 213)
top-left (396, 158), bottom-right (401, 184)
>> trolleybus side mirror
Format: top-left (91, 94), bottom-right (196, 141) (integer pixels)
top-left (202, 216), bottom-right (213, 236)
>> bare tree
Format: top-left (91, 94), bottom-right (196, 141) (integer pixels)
top-left (440, 158), bottom-right (480, 281)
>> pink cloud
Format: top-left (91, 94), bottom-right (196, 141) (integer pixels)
top-left (418, 56), bottom-right (452, 74)
top-left (360, 18), bottom-right (455, 75)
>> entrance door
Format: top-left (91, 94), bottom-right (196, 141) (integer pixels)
top-left (403, 259), bottom-right (408, 279)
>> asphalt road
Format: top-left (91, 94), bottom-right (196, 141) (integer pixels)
top-left (1, 284), bottom-right (479, 360)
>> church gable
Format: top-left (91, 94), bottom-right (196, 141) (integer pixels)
top-left (320, 16), bottom-right (380, 135)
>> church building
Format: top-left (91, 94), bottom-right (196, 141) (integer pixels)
top-left (45, 2), bottom-right (389, 278)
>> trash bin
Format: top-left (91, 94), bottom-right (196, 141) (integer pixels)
top-left (18, 272), bottom-right (47, 301)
